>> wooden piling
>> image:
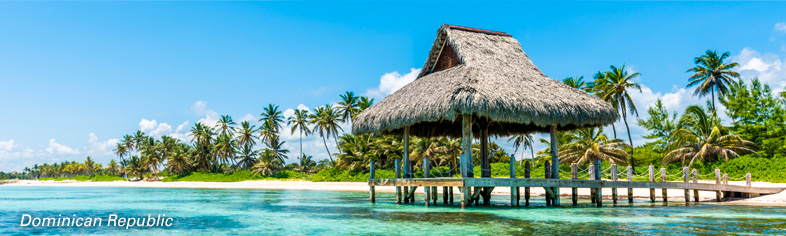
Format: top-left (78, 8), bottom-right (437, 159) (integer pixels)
top-left (510, 155), bottom-right (518, 207)
top-left (395, 159), bottom-right (401, 204)
top-left (649, 164), bottom-right (655, 203)
top-left (443, 186), bottom-right (448, 204)
top-left (661, 167), bottom-right (667, 202)
top-left (524, 160), bottom-right (531, 206)
top-left (571, 163), bottom-right (578, 206)
top-left (683, 166), bottom-right (689, 203)
top-left (611, 163), bottom-right (618, 204)
top-left (692, 169), bottom-right (699, 202)
top-left (589, 163), bottom-right (596, 204)
top-left (423, 157), bottom-right (430, 206)
top-left (370, 161), bottom-right (376, 203)
top-left (460, 115), bottom-right (473, 208)
top-left (549, 125), bottom-right (560, 206)
top-left (594, 160), bottom-right (602, 207)
top-left (627, 165), bottom-right (633, 203)
top-left (723, 173), bottom-right (728, 185)
top-left (746, 172), bottom-right (751, 187)
top-left (432, 186), bottom-right (438, 205)
top-left (403, 126), bottom-right (411, 204)
top-left (544, 161), bottom-right (553, 206)
top-left (715, 168), bottom-right (721, 202)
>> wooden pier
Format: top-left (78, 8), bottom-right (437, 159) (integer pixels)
top-left (368, 161), bottom-right (786, 208)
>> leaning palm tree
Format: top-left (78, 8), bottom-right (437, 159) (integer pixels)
top-left (592, 71), bottom-right (619, 139)
top-left (337, 91), bottom-right (360, 122)
top-left (287, 109), bottom-right (311, 159)
top-left (686, 50), bottom-right (740, 112)
top-left (664, 105), bottom-right (758, 168)
top-left (601, 64), bottom-right (641, 169)
top-left (508, 134), bottom-right (534, 166)
top-left (558, 128), bottom-right (629, 165)
top-left (309, 104), bottom-right (343, 165)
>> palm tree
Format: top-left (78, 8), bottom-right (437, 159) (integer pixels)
top-left (252, 149), bottom-right (283, 176)
top-left (558, 128), bottom-right (630, 165)
top-left (133, 130), bottom-right (146, 152)
top-left (189, 122), bottom-right (213, 172)
top-left (122, 134), bottom-right (135, 153)
top-left (309, 104), bottom-right (343, 165)
top-left (215, 115), bottom-right (237, 137)
top-left (664, 105), bottom-right (758, 168)
top-left (508, 134), bottom-right (534, 166)
top-left (563, 76), bottom-right (592, 92)
top-left (267, 138), bottom-right (289, 164)
top-left (107, 160), bottom-right (119, 176)
top-left (337, 91), bottom-right (360, 122)
top-left (297, 154), bottom-right (316, 173)
top-left (259, 104), bottom-right (284, 133)
top-left (335, 134), bottom-right (375, 171)
top-left (114, 143), bottom-right (127, 163)
top-left (686, 50), bottom-right (740, 112)
top-left (358, 97), bottom-right (375, 112)
top-left (236, 145), bottom-right (258, 170)
top-left (593, 71), bottom-right (619, 139)
top-left (84, 156), bottom-right (95, 178)
top-left (601, 64), bottom-right (641, 169)
top-left (288, 109), bottom-right (311, 159)
top-left (214, 133), bottom-right (238, 168)
top-left (236, 121), bottom-right (257, 149)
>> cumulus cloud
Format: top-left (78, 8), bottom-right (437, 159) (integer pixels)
top-left (139, 119), bottom-right (174, 138)
top-left (365, 68), bottom-right (421, 98)
top-left (45, 139), bottom-right (79, 155)
top-left (192, 101), bottom-right (220, 127)
top-left (775, 22), bottom-right (786, 34)
top-left (86, 133), bottom-right (119, 157)
top-left (734, 47), bottom-right (786, 92)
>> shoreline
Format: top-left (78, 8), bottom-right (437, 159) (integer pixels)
top-left (6, 179), bottom-right (786, 206)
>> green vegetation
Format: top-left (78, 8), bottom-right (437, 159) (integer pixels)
top-left (162, 170), bottom-right (306, 182)
top-left (37, 175), bottom-right (126, 182)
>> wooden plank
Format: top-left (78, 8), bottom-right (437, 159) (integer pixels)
top-left (510, 155), bottom-right (517, 207)
top-left (627, 166), bottom-right (634, 203)
top-left (715, 168), bottom-right (721, 202)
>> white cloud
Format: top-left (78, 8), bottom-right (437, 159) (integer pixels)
top-left (733, 47), bottom-right (786, 92)
top-left (238, 113), bottom-right (256, 123)
top-left (775, 22), bottom-right (786, 33)
top-left (365, 68), bottom-right (421, 98)
top-left (192, 101), bottom-right (220, 127)
top-left (86, 133), bottom-right (119, 157)
top-left (139, 119), bottom-right (174, 138)
top-left (45, 139), bottom-right (79, 155)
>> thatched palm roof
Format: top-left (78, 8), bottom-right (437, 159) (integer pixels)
top-left (353, 24), bottom-right (618, 138)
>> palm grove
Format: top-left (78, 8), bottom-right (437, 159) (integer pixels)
top-left (12, 50), bottom-right (786, 182)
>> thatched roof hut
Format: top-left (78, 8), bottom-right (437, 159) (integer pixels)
top-left (353, 24), bottom-right (618, 138)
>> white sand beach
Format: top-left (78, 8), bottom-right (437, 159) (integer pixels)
top-left (7, 179), bottom-right (786, 206)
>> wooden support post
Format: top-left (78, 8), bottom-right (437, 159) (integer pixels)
top-left (611, 163), bottom-right (618, 204)
top-left (594, 159), bottom-right (602, 207)
top-left (589, 163), bottom-right (596, 204)
top-left (480, 127), bottom-right (491, 205)
top-left (449, 187), bottom-right (454, 204)
top-left (423, 157), bottom-right (430, 206)
top-left (746, 172), bottom-right (751, 187)
top-left (683, 166), bottom-right (689, 203)
top-left (544, 161), bottom-right (553, 206)
top-left (649, 164), bottom-right (655, 203)
top-left (524, 160), bottom-right (531, 206)
top-left (627, 165), bottom-right (633, 203)
top-left (715, 168), bottom-right (721, 202)
top-left (370, 160), bottom-right (376, 203)
top-left (660, 167), bottom-right (667, 202)
top-left (403, 127), bottom-right (410, 204)
top-left (692, 169), bottom-right (699, 202)
top-left (460, 115), bottom-right (473, 208)
top-left (723, 173), bottom-right (728, 185)
top-left (395, 159), bottom-right (401, 204)
top-left (549, 125), bottom-right (560, 206)
top-left (443, 186), bottom-right (449, 204)
top-left (510, 155), bottom-right (518, 207)
top-left (571, 163), bottom-right (578, 206)
top-left (432, 186), bottom-right (438, 205)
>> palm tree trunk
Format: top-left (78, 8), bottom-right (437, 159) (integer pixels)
top-left (322, 135), bottom-right (335, 165)
top-left (299, 130), bottom-right (303, 159)
top-left (622, 112), bottom-right (636, 171)
top-left (611, 124), bottom-right (617, 140)
top-left (711, 88), bottom-right (716, 112)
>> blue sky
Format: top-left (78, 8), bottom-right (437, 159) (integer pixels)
top-left (2, 1), bottom-right (786, 171)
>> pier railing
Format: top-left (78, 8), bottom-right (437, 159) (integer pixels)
top-left (368, 157), bottom-right (786, 208)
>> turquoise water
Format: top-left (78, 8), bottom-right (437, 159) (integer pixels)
top-left (2, 186), bottom-right (786, 235)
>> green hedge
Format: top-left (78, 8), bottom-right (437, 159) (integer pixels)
top-left (311, 168), bottom-right (395, 182)
top-left (162, 170), bottom-right (308, 182)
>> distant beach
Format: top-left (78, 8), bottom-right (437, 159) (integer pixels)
top-left (7, 180), bottom-right (786, 206)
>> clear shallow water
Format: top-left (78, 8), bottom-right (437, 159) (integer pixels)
top-left (1, 186), bottom-right (785, 235)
